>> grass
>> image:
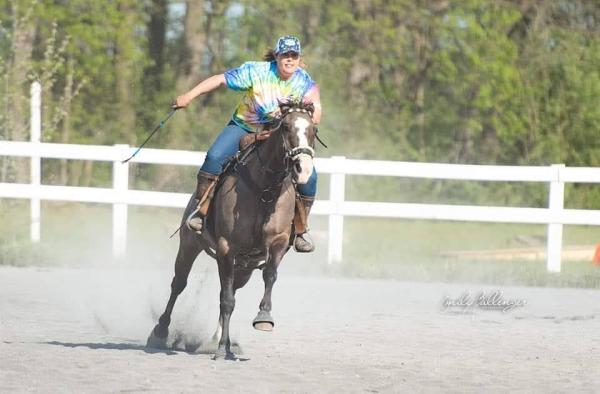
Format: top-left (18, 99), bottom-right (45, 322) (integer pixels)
top-left (0, 199), bottom-right (179, 269)
top-left (0, 237), bottom-right (48, 267)
top-left (2, 199), bottom-right (600, 287)
top-left (337, 217), bottom-right (600, 287)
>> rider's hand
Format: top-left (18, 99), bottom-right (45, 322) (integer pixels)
top-left (271, 107), bottom-right (282, 118)
top-left (172, 94), bottom-right (192, 109)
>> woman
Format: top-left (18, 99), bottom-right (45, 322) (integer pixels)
top-left (173, 35), bottom-right (322, 253)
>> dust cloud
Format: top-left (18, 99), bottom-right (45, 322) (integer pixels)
top-left (26, 201), bottom-right (335, 352)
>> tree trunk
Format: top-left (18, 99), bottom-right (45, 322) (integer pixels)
top-left (115, 0), bottom-right (137, 145)
top-left (146, 0), bottom-right (168, 90)
top-left (411, 29), bottom-right (431, 158)
top-left (9, 3), bottom-right (35, 182)
top-left (205, 0), bottom-right (230, 75)
top-left (155, 1), bottom-right (209, 191)
top-left (179, 0), bottom-right (207, 90)
top-left (348, 0), bottom-right (372, 104)
top-left (82, 160), bottom-right (93, 188)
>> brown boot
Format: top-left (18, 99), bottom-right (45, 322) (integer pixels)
top-left (186, 170), bottom-right (218, 234)
top-left (293, 195), bottom-right (315, 253)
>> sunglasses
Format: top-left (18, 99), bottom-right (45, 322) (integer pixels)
top-left (278, 52), bottom-right (300, 60)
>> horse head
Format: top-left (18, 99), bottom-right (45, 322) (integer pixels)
top-left (277, 100), bottom-right (316, 185)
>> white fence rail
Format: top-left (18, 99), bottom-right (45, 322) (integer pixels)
top-left (4, 140), bottom-right (600, 272)
top-left (3, 82), bottom-right (600, 271)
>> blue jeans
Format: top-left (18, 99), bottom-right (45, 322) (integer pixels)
top-left (200, 121), bottom-right (317, 197)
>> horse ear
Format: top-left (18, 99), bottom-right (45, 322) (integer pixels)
top-left (304, 102), bottom-right (315, 117)
top-left (279, 99), bottom-right (292, 115)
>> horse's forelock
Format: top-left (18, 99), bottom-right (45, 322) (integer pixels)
top-left (279, 100), bottom-right (315, 118)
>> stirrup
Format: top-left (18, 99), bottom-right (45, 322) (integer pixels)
top-left (185, 206), bottom-right (203, 234)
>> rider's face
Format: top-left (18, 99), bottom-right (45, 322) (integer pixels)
top-left (276, 51), bottom-right (300, 80)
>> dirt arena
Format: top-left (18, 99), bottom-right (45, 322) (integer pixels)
top-left (1, 263), bottom-right (600, 393)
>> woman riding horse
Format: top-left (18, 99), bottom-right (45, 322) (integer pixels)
top-left (173, 35), bottom-right (322, 253)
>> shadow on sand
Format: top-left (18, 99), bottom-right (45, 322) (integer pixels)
top-left (43, 340), bottom-right (179, 355)
top-left (42, 340), bottom-right (249, 361)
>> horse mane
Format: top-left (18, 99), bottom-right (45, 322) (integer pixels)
top-left (279, 99), bottom-right (315, 117)
top-left (250, 99), bottom-right (315, 133)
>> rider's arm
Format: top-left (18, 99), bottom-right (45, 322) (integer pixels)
top-left (173, 74), bottom-right (227, 108)
top-left (304, 86), bottom-right (322, 125)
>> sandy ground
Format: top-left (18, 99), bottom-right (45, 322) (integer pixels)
top-left (1, 263), bottom-right (600, 393)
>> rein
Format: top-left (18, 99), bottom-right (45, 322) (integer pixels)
top-left (235, 107), bottom-right (316, 204)
top-left (239, 128), bottom-right (292, 203)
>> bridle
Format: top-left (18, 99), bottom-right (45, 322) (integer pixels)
top-left (256, 107), bottom-right (316, 175)
top-left (238, 106), bottom-right (316, 203)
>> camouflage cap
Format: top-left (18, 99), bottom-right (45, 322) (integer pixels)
top-left (275, 35), bottom-right (301, 55)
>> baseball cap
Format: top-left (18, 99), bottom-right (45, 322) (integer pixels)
top-left (274, 35), bottom-right (301, 55)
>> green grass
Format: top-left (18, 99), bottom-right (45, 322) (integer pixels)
top-left (0, 199), bottom-right (180, 268)
top-left (337, 217), bottom-right (600, 287)
top-left (2, 199), bottom-right (600, 287)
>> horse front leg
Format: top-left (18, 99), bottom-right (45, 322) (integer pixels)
top-left (214, 244), bottom-right (236, 360)
top-left (212, 268), bottom-right (253, 340)
top-left (211, 267), bottom-right (253, 352)
top-left (253, 235), bottom-right (289, 331)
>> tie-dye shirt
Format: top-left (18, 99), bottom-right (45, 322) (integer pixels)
top-left (224, 61), bottom-right (317, 132)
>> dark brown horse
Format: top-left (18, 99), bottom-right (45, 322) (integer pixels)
top-left (147, 101), bottom-right (317, 359)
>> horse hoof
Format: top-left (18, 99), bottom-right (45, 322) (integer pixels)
top-left (253, 321), bottom-right (274, 331)
top-left (146, 325), bottom-right (168, 349)
top-left (213, 348), bottom-right (235, 361)
top-left (252, 310), bottom-right (274, 331)
top-left (207, 337), bottom-right (243, 355)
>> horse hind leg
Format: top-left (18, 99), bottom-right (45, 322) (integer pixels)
top-left (147, 241), bottom-right (201, 349)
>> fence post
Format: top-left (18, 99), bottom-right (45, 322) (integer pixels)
top-left (30, 82), bottom-right (42, 243)
top-left (546, 164), bottom-right (565, 272)
top-left (113, 145), bottom-right (130, 260)
top-left (328, 156), bottom-right (346, 264)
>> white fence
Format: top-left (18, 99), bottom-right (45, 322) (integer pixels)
top-left (3, 82), bottom-right (600, 271)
